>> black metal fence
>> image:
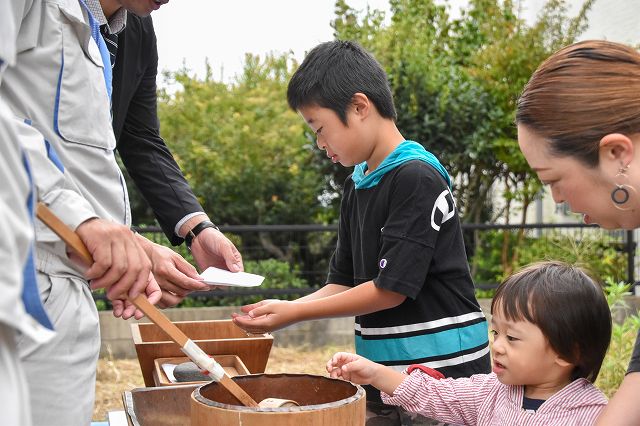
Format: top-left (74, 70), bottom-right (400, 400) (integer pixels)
top-left (114, 222), bottom-right (636, 302)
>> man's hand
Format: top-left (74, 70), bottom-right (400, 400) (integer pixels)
top-left (75, 218), bottom-right (151, 301)
top-left (189, 226), bottom-right (243, 273)
top-left (135, 235), bottom-right (210, 307)
top-left (231, 299), bottom-right (300, 333)
top-left (112, 272), bottom-right (162, 320)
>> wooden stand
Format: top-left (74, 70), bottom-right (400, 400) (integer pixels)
top-left (132, 319), bottom-right (272, 387)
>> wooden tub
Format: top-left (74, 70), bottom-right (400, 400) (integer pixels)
top-left (191, 373), bottom-right (366, 425)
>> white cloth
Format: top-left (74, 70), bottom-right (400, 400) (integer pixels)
top-left (0, 0), bottom-right (27, 81)
top-left (0, 324), bottom-right (32, 426)
top-left (1, 1), bottom-right (131, 424)
top-left (17, 269), bottom-right (100, 426)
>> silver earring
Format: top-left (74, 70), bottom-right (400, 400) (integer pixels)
top-left (611, 165), bottom-right (637, 211)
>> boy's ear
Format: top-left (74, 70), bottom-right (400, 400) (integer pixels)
top-left (351, 92), bottom-right (370, 118)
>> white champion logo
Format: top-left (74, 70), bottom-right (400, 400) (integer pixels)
top-left (430, 188), bottom-right (456, 231)
top-left (379, 259), bottom-right (387, 269)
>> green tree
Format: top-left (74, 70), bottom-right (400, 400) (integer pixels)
top-left (333, 0), bottom-right (593, 274)
top-left (157, 55), bottom-right (337, 263)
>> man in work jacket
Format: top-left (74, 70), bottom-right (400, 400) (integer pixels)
top-left (0, 2), bottom-right (57, 425)
top-left (0, 108), bottom-right (57, 426)
top-left (0, 19), bottom-right (57, 421)
top-left (0, 1), bottom-right (160, 424)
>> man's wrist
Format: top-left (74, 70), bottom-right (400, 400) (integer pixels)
top-left (177, 213), bottom-right (209, 238)
top-left (185, 220), bottom-right (219, 250)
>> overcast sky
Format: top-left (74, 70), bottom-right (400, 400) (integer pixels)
top-left (151, 1), bottom-right (629, 87)
top-left (152, 0), bottom-right (392, 85)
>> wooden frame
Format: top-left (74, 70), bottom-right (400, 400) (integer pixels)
top-left (132, 319), bottom-right (273, 386)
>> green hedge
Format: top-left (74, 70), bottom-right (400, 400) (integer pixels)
top-left (472, 230), bottom-right (628, 297)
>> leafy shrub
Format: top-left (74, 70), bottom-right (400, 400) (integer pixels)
top-left (471, 230), bottom-right (628, 299)
top-left (596, 279), bottom-right (639, 397)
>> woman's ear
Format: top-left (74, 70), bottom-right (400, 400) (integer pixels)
top-left (351, 93), bottom-right (370, 118)
top-left (599, 133), bottom-right (634, 166)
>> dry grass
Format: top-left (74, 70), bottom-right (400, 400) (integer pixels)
top-left (93, 344), bottom-right (354, 421)
top-left (94, 357), bottom-right (145, 421)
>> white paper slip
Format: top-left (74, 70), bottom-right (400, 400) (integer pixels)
top-left (199, 266), bottom-right (265, 287)
top-left (161, 363), bottom-right (177, 383)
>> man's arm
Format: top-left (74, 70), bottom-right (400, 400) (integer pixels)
top-left (114, 16), bottom-right (242, 307)
top-left (115, 15), bottom-right (202, 246)
top-left (114, 16), bottom-right (242, 265)
top-left (12, 109), bottom-right (151, 303)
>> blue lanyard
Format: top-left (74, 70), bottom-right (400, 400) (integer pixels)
top-left (78, 0), bottom-right (112, 100)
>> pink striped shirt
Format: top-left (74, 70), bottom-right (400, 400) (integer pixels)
top-left (381, 371), bottom-right (607, 425)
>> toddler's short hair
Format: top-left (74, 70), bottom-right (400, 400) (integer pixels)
top-left (491, 261), bottom-right (611, 382)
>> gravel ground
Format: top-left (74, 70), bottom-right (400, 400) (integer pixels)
top-left (93, 344), bottom-right (354, 421)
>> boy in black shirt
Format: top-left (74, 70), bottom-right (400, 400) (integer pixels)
top-left (233, 40), bottom-right (490, 425)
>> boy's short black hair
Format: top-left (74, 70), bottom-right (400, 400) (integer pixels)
top-left (287, 40), bottom-right (397, 124)
top-left (490, 261), bottom-right (611, 382)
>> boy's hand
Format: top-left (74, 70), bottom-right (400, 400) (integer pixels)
top-left (237, 299), bottom-right (279, 314)
top-left (326, 352), bottom-right (379, 385)
top-left (231, 300), bottom-right (300, 333)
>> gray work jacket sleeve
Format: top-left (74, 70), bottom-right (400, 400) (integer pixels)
top-left (1, 0), bottom-right (131, 254)
top-left (0, 100), bottom-right (55, 343)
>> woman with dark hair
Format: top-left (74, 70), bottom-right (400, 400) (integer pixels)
top-left (516, 39), bottom-right (640, 425)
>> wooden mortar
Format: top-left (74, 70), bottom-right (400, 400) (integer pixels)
top-left (191, 373), bottom-right (366, 425)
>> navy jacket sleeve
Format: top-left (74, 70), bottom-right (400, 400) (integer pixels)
top-left (113, 14), bottom-right (202, 245)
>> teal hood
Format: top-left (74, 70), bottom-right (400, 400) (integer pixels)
top-left (351, 140), bottom-right (451, 189)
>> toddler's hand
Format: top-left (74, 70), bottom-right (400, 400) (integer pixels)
top-left (326, 352), bottom-right (379, 385)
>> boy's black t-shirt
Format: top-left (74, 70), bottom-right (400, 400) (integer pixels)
top-left (327, 160), bottom-right (491, 402)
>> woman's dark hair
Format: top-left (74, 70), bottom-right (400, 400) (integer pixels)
top-left (287, 40), bottom-right (396, 124)
top-left (491, 261), bottom-right (611, 382)
top-left (517, 40), bottom-right (640, 167)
